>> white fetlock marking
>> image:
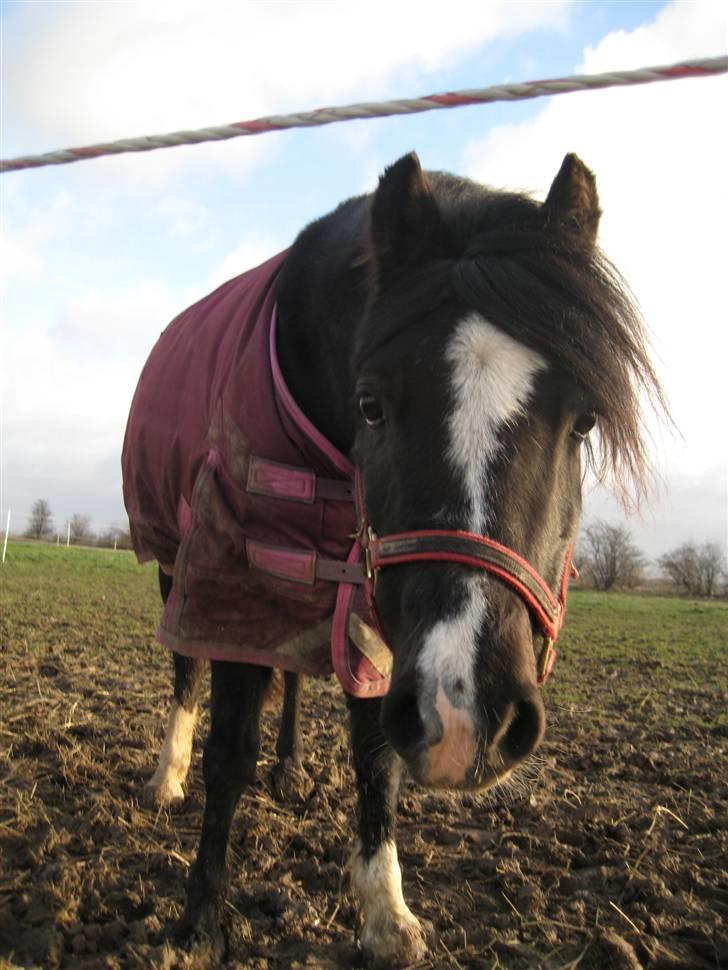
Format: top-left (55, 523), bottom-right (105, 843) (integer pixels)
top-left (350, 840), bottom-right (427, 961)
top-left (145, 700), bottom-right (197, 803)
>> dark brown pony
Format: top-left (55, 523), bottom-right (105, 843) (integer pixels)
top-left (128, 152), bottom-right (660, 963)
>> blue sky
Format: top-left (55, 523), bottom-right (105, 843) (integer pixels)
top-left (1, 0), bottom-right (726, 560)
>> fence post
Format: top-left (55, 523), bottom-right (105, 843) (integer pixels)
top-left (1, 510), bottom-right (9, 563)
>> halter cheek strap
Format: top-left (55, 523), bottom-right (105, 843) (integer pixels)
top-left (354, 472), bottom-right (575, 685)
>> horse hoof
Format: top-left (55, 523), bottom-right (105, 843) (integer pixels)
top-left (271, 757), bottom-right (313, 803)
top-left (141, 776), bottom-right (185, 808)
top-left (359, 909), bottom-right (434, 965)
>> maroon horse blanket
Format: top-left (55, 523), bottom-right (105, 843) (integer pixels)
top-left (122, 251), bottom-right (390, 697)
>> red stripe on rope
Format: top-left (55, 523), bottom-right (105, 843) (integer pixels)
top-left (231, 120), bottom-right (282, 132)
top-left (426, 93), bottom-right (481, 106)
top-left (662, 64), bottom-right (723, 78)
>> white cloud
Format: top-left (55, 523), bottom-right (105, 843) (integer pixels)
top-left (153, 197), bottom-right (210, 238)
top-left (2, 274), bottom-right (184, 528)
top-left (51, 282), bottom-right (181, 351)
top-left (205, 235), bottom-right (282, 293)
top-left (580, 0), bottom-right (727, 69)
top-left (462, 0), bottom-right (728, 486)
top-left (1, 224), bottom-right (287, 532)
top-left (6, 281), bottom-right (180, 434)
top-left (0, 190), bottom-right (74, 289)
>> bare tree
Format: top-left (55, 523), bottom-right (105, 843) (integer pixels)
top-left (579, 521), bottom-right (646, 591)
top-left (659, 542), bottom-right (726, 597)
top-left (26, 499), bottom-right (54, 539)
top-left (69, 514), bottom-right (94, 545)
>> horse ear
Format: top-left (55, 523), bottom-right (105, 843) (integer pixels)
top-left (369, 152), bottom-right (440, 280)
top-left (543, 153), bottom-right (601, 247)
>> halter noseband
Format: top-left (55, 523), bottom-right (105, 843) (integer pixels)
top-left (353, 473), bottom-right (575, 685)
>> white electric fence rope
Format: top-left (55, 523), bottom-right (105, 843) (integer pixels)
top-left (1, 56), bottom-right (726, 174)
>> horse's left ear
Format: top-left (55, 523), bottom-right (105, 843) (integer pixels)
top-left (543, 153), bottom-right (601, 248)
top-left (369, 152), bottom-right (440, 282)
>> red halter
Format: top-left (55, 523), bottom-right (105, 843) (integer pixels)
top-left (352, 472), bottom-right (575, 685)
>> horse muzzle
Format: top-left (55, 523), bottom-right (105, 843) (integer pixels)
top-left (381, 671), bottom-right (546, 790)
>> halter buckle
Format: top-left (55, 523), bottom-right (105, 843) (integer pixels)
top-left (363, 526), bottom-right (379, 587)
top-left (536, 637), bottom-right (556, 685)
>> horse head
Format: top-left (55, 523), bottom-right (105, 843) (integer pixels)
top-left (353, 152), bottom-right (653, 790)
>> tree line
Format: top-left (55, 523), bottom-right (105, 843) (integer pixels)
top-left (23, 499), bottom-right (132, 550)
top-left (578, 522), bottom-right (726, 597)
top-left (20, 499), bottom-right (727, 596)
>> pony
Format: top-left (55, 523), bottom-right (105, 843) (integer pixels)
top-left (122, 151), bottom-right (659, 963)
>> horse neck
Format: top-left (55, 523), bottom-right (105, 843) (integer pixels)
top-left (275, 209), bottom-right (370, 457)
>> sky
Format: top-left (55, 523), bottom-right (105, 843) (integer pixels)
top-left (1, 0), bottom-right (726, 563)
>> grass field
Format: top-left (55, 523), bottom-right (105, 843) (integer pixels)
top-left (1, 541), bottom-right (727, 968)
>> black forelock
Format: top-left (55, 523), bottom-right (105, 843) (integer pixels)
top-left (362, 172), bottom-right (666, 502)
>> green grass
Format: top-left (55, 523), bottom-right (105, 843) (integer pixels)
top-left (563, 587), bottom-right (727, 658)
top-left (0, 540), bottom-right (160, 658)
top-left (2, 541), bottom-right (726, 727)
top-left (549, 587), bottom-right (728, 733)
top-left (2, 539), bottom-right (142, 572)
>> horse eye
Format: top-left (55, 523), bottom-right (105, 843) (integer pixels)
top-left (359, 395), bottom-right (385, 428)
top-left (572, 410), bottom-right (597, 440)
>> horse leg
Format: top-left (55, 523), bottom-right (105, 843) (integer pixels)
top-left (347, 696), bottom-right (432, 962)
top-left (271, 672), bottom-right (312, 802)
top-left (143, 569), bottom-right (205, 806)
top-left (174, 660), bottom-right (272, 955)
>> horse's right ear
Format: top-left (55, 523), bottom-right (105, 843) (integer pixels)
top-left (543, 153), bottom-right (601, 248)
top-left (369, 152), bottom-right (440, 282)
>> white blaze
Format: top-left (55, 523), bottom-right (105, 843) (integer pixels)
top-left (418, 314), bottom-right (546, 711)
top-left (445, 312), bottom-right (546, 534)
top-left (418, 581), bottom-right (487, 711)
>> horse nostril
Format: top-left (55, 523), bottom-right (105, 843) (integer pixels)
top-left (381, 685), bottom-right (429, 758)
top-left (496, 693), bottom-right (545, 765)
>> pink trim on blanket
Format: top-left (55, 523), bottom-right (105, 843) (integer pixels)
top-left (270, 307), bottom-right (354, 478)
top-left (331, 541), bottom-right (390, 698)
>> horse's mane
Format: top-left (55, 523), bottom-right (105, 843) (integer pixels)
top-left (368, 172), bottom-right (667, 505)
top-left (446, 187), bottom-right (664, 505)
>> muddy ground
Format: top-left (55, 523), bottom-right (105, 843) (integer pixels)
top-left (1, 549), bottom-right (727, 969)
